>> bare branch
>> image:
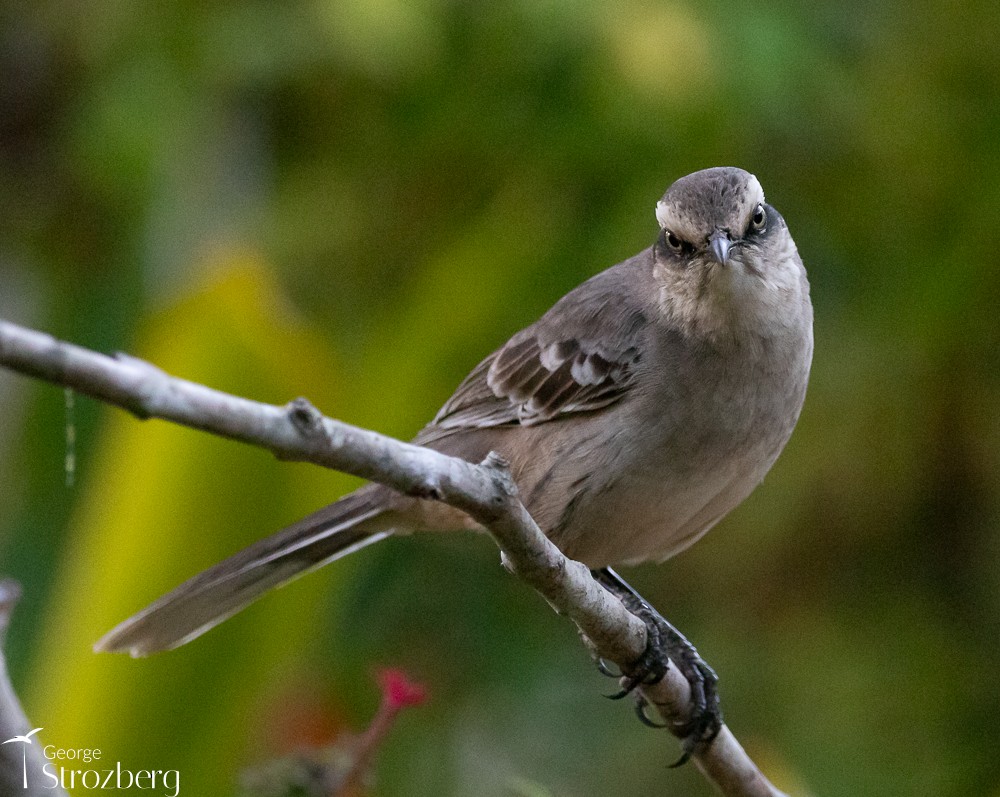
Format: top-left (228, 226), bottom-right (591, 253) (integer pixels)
top-left (0, 318), bottom-right (790, 797)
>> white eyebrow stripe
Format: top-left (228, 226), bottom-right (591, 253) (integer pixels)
top-left (655, 200), bottom-right (671, 229)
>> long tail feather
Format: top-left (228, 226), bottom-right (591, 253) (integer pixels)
top-left (95, 485), bottom-right (397, 656)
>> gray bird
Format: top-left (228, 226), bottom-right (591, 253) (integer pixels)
top-left (97, 167), bottom-right (813, 680)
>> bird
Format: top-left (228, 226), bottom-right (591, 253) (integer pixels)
top-left (96, 167), bottom-right (813, 671)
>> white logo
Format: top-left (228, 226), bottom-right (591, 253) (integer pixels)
top-left (2, 728), bottom-right (180, 795)
top-left (2, 727), bottom-right (43, 789)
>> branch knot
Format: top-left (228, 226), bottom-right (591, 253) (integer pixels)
top-left (286, 397), bottom-right (325, 437)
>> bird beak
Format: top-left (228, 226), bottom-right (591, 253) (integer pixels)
top-left (707, 230), bottom-right (732, 265)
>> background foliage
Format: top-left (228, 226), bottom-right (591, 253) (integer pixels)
top-left (1, 1), bottom-right (999, 795)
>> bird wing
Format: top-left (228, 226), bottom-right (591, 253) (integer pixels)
top-left (418, 258), bottom-right (650, 443)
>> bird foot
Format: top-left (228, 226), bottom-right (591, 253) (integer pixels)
top-left (593, 568), bottom-right (722, 765)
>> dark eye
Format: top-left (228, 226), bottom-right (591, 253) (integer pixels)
top-left (750, 203), bottom-right (766, 231)
top-left (665, 230), bottom-right (684, 251)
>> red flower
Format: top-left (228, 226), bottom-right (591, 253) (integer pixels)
top-left (376, 668), bottom-right (428, 711)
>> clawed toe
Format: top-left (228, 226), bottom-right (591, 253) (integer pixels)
top-left (634, 693), bottom-right (669, 729)
top-left (596, 657), bottom-right (622, 679)
top-left (591, 567), bottom-right (724, 763)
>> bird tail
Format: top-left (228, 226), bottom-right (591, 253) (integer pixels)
top-left (95, 484), bottom-right (398, 657)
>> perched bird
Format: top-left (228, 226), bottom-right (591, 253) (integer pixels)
top-left (97, 167), bottom-right (813, 674)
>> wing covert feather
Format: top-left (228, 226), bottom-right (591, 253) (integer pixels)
top-left (419, 255), bottom-right (653, 443)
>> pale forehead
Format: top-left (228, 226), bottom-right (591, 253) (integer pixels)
top-left (655, 168), bottom-right (765, 239)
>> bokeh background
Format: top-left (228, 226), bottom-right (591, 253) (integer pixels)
top-left (2, 1), bottom-right (999, 795)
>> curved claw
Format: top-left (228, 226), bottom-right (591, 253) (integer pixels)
top-left (634, 695), bottom-right (668, 729)
top-left (669, 713), bottom-right (722, 768)
top-left (604, 672), bottom-right (646, 700)
top-left (596, 658), bottom-right (622, 678)
top-left (669, 749), bottom-right (693, 769)
top-left (590, 567), bottom-right (724, 763)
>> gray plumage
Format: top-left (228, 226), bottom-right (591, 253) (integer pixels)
top-left (97, 167), bottom-right (813, 656)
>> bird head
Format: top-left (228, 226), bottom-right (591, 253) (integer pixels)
top-left (651, 167), bottom-right (807, 340)
top-left (654, 166), bottom-right (775, 271)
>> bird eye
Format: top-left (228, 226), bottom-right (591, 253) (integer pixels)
top-left (665, 231), bottom-right (684, 251)
top-left (750, 203), bottom-right (766, 231)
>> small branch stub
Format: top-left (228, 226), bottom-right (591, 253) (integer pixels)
top-left (286, 397), bottom-right (325, 438)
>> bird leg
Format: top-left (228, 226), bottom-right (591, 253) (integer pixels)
top-left (591, 567), bottom-right (722, 765)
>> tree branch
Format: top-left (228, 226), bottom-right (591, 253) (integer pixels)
top-left (0, 318), bottom-right (790, 797)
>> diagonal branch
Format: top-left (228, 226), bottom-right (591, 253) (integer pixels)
top-left (0, 318), bottom-right (790, 797)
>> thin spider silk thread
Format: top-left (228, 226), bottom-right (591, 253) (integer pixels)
top-left (65, 387), bottom-right (75, 488)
